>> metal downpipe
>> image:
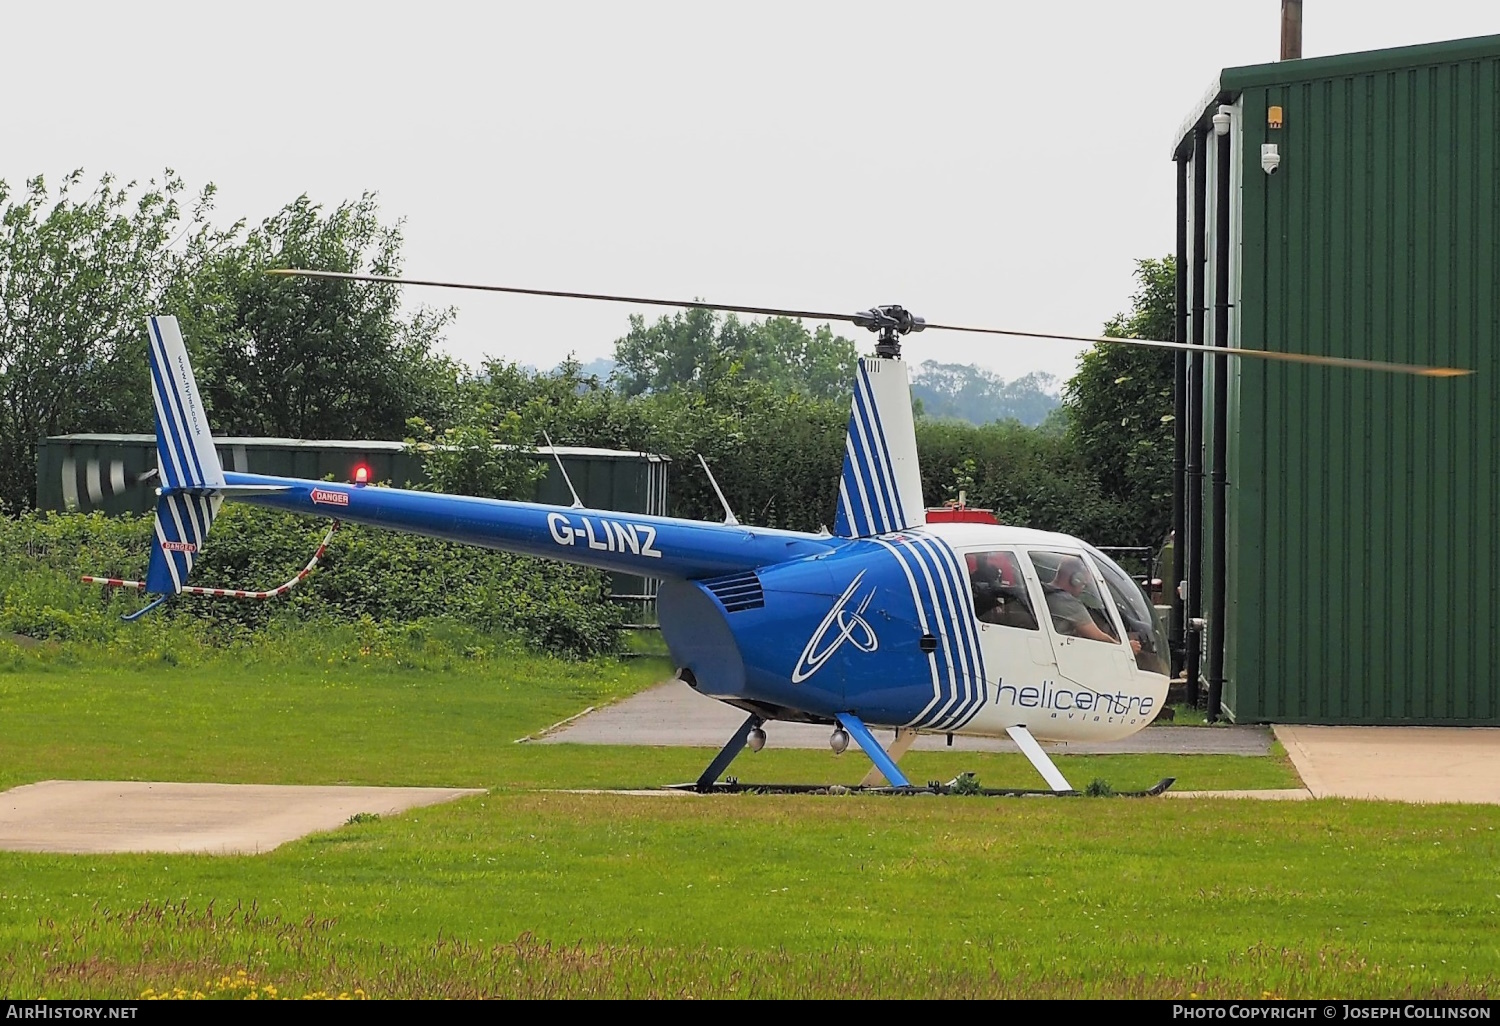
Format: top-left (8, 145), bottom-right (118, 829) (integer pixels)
top-left (1185, 128), bottom-right (1208, 708)
top-left (1170, 153), bottom-right (1189, 677)
top-left (1207, 115), bottom-right (1233, 722)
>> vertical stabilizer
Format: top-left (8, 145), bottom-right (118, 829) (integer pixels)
top-left (144, 316), bottom-right (225, 594)
top-left (834, 357), bottom-right (926, 538)
top-left (147, 316), bottom-right (224, 491)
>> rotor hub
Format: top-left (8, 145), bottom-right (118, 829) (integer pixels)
top-left (852, 305), bottom-right (926, 359)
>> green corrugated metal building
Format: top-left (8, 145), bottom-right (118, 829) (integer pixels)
top-left (1173, 34), bottom-right (1500, 724)
top-left (37, 434), bottom-right (669, 603)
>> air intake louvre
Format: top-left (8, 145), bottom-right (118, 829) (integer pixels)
top-left (704, 571), bottom-right (764, 612)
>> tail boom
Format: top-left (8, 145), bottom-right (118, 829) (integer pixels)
top-left (220, 471), bottom-right (833, 582)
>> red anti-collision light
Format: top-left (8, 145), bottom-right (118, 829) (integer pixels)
top-left (353, 464), bottom-right (370, 485)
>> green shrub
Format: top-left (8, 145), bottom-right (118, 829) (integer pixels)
top-left (0, 508), bottom-right (623, 659)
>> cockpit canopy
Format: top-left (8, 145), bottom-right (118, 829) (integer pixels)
top-left (963, 542), bottom-right (1169, 676)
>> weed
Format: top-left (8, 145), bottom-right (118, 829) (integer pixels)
top-left (947, 772), bottom-right (982, 796)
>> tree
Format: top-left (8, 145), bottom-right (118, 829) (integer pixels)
top-left (917, 419), bottom-right (1132, 542)
top-left (909, 361), bottom-right (1061, 426)
top-left (0, 170), bottom-right (218, 509)
top-left (1062, 256), bottom-right (1176, 547)
top-left (168, 194), bottom-right (458, 439)
top-left (613, 309), bottom-right (860, 401)
top-left (635, 371), bottom-right (848, 530)
top-left (613, 308), bottom-right (722, 397)
top-left (405, 405), bottom-right (545, 501)
top-left (718, 317), bottom-right (860, 402)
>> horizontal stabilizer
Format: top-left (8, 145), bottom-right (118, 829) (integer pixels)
top-left (175, 484), bottom-right (292, 497)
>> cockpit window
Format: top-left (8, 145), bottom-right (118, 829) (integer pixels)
top-left (1083, 544), bottom-right (1170, 675)
top-left (1028, 550), bottom-right (1120, 645)
top-left (964, 550), bottom-right (1038, 630)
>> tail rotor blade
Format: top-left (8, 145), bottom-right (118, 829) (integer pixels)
top-left (85, 459), bottom-right (104, 505)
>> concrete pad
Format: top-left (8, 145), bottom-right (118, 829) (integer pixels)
top-left (537, 681), bottom-right (1271, 756)
top-left (0, 780), bottom-right (486, 855)
top-left (1274, 725), bottom-right (1500, 804)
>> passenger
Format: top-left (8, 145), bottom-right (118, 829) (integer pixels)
top-left (990, 552), bottom-right (1039, 630)
top-left (1045, 556), bottom-right (1138, 652)
top-left (969, 554), bottom-right (1004, 621)
top-left (969, 552), bottom-right (1038, 630)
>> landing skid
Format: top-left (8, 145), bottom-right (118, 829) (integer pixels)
top-left (686, 712), bottom-right (1175, 797)
top-left (667, 777), bottom-right (1177, 798)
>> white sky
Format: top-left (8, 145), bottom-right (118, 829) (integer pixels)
top-left (3, 2), bottom-right (1495, 384)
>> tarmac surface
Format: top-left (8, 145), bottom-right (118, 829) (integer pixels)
top-left (534, 681), bottom-right (1273, 755)
top-left (0, 780), bottom-right (484, 855)
top-left (1274, 724), bottom-right (1500, 804)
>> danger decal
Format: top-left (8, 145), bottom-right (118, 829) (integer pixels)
top-left (310, 488), bottom-right (350, 507)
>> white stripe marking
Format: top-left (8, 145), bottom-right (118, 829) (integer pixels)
top-left (843, 434), bottom-right (876, 536)
top-left (855, 370), bottom-right (903, 525)
top-left (898, 538), bottom-right (965, 727)
top-left (912, 534), bottom-right (988, 727)
top-left (153, 518), bottom-right (182, 591)
top-left (149, 329), bottom-right (197, 484)
top-left (872, 539), bottom-right (943, 725)
top-left (848, 386), bottom-right (892, 532)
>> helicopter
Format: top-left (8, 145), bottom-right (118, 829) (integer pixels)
top-left (92, 273), bottom-right (1467, 794)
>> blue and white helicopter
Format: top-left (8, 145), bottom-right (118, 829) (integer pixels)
top-left (113, 273), bottom-right (1465, 794)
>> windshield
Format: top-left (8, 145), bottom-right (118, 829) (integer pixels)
top-left (1028, 549), bottom-right (1121, 645)
top-left (1083, 543), bottom-right (1170, 676)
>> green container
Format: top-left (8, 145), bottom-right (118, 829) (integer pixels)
top-left (1174, 35), bottom-right (1500, 724)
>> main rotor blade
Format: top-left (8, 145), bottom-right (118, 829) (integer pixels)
top-left (922, 321), bottom-right (1471, 378)
top-left (268, 269), bottom-right (1472, 378)
top-left (265, 268), bottom-right (856, 325)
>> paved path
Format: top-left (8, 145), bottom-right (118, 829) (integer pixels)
top-left (536, 681), bottom-right (1272, 756)
top-left (0, 781), bottom-right (485, 855)
top-left (1275, 725), bottom-right (1500, 804)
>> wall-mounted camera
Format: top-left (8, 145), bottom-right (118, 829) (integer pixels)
top-left (1262, 143), bottom-right (1281, 175)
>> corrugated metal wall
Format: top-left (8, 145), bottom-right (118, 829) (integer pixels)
top-left (1215, 39), bottom-right (1500, 723)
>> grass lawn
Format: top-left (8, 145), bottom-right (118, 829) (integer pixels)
top-left (1, 634), bottom-right (1496, 999)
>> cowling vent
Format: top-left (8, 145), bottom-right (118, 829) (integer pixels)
top-left (703, 571), bottom-right (764, 612)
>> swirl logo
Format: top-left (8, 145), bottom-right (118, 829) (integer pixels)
top-left (791, 571), bottom-right (879, 683)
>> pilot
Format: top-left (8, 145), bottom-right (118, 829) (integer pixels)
top-left (1045, 556), bottom-right (1139, 653)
